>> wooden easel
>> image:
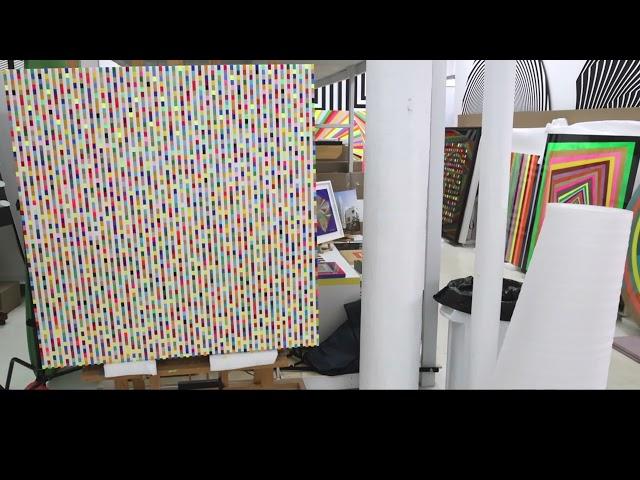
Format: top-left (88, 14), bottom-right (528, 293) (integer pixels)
top-left (81, 351), bottom-right (305, 390)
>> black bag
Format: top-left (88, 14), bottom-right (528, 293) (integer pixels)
top-left (433, 276), bottom-right (522, 322)
top-left (298, 299), bottom-right (361, 376)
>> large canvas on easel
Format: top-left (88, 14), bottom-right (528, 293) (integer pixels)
top-left (525, 134), bottom-right (640, 269)
top-left (3, 64), bottom-right (318, 368)
top-left (442, 127), bottom-right (481, 243)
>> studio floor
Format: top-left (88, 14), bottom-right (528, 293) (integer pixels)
top-left (1, 241), bottom-right (639, 390)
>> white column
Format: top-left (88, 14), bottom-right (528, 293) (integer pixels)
top-left (420, 60), bottom-right (446, 387)
top-left (359, 61), bottom-right (432, 389)
top-left (468, 60), bottom-right (515, 388)
top-left (347, 66), bottom-right (356, 173)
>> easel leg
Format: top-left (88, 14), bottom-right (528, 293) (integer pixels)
top-left (114, 378), bottom-right (129, 390)
top-left (131, 377), bottom-right (146, 390)
top-left (148, 375), bottom-right (161, 390)
top-left (254, 367), bottom-right (274, 388)
top-left (220, 371), bottom-right (230, 388)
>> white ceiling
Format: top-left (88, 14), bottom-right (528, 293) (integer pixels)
top-left (308, 60), bottom-right (364, 81)
top-left (114, 60), bottom-right (365, 83)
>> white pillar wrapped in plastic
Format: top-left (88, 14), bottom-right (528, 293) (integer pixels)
top-left (468, 60), bottom-right (515, 388)
top-left (492, 204), bottom-right (632, 389)
top-left (359, 61), bottom-right (432, 389)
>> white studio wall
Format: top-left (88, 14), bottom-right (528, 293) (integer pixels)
top-left (543, 60), bottom-right (587, 110)
top-left (454, 60), bottom-right (474, 122)
top-left (445, 60), bottom-right (457, 126)
top-left (359, 60), bottom-right (433, 390)
top-left (492, 204), bottom-right (632, 389)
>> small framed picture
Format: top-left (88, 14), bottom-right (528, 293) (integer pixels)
top-left (315, 180), bottom-right (344, 244)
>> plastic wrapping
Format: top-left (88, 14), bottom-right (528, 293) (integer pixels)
top-left (433, 276), bottom-right (522, 322)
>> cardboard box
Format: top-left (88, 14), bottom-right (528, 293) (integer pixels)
top-left (316, 161), bottom-right (349, 173)
top-left (0, 282), bottom-right (21, 313)
top-left (316, 144), bottom-right (344, 161)
top-left (317, 173), bottom-right (350, 192)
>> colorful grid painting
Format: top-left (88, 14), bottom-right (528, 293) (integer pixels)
top-left (3, 64), bottom-right (318, 368)
top-left (504, 152), bottom-right (541, 270)
top-left (526, 134), bottom-right (640, 269)
top-left (442, 127), bottom-right (481, 243)
top-left (314, 109), bottom-right (366, 162)
top-left (623, 187), bottom-right (640, 326)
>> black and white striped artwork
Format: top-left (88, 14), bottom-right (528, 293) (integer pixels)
top-left (576, 60), bottom-right (640, 109)
top-left (0, 60), bottom-right (24, 70)
top-left (314, 73), bottom-right (366, 110)
top-left (461, 60), bottom-right (551, 114)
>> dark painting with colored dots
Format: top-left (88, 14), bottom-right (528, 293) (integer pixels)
top-left (442, 127), bottom-right (481, 243)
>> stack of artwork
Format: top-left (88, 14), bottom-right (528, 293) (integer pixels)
top-left (504, 153), bottom-right (541, 270)
top-left (3, 64), bottom-right (318, 369)
top-left (502, 134), bottom-right (640, 271)
top-left (526, 134), bottom-right (640, 269)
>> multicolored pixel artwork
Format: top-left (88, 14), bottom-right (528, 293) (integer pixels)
top-left (526, 134), bottom-right (640, 269)
top-left (3, 64), bottom-right (318, 368)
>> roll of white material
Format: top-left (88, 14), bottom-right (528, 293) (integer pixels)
top-left (104, 360), bottom-right (157, 378)
top-left (209, 350), bottom-right (277, 372)
top-left (491, 203), bottom-right (632, 389)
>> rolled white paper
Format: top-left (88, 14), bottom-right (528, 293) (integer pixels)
top-left (491, 203), bottom-right (632, 389)
top-left (104, 360), bottom-right (157, 378)
top-left (209, 350), bottom-right (277, 372)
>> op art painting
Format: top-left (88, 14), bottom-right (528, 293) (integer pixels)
top-left (3, 64), bottom-right (318, 368)
top-left (525, 134), bottom-right (640, 269)
top-left (622, 187), bottom-right (640, 328)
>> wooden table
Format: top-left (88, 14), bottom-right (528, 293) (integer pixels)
top-left (82, 352), bottom-right (305, 390)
